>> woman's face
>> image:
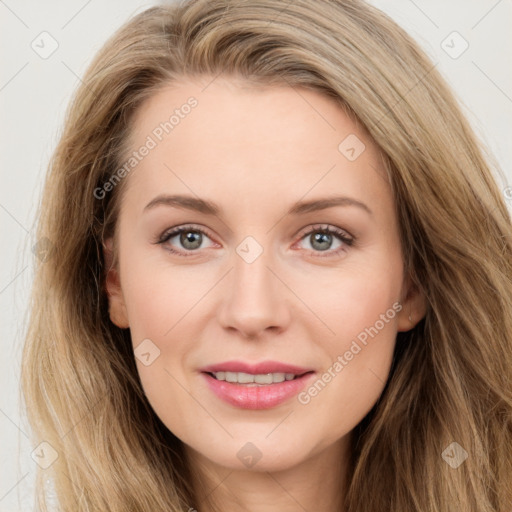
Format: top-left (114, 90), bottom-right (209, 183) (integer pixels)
top-left (105, 76), bottom-right (425, 473)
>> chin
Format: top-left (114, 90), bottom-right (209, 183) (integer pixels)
top-left (188, 438), bottom-right (311, 473)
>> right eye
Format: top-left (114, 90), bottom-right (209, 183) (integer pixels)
top-left (156, 224), bottom-right (218, 257)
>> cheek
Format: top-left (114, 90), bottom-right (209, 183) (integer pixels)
top-left (297, 306), bottom-right (399, 446)
top-left (296, 261), bottom-right (402, 426)
top-left (120, 261), bottom-right (198, 432)
top-left (337, 270), bottom-right (402, 378)
top-left (313, 255), bottom-right (403, 341)
top-left (335, 277), bottom-right (401, 342)
top-left (121, 253), bottom-right (211, 341)
top-left (119, 253), bottom-right (209, 399)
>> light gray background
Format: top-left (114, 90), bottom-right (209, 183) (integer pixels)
top-left (1, 1), bottom-right (511, 510)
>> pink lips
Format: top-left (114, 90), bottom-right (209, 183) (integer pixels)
top-left (200, 360), bottom-right (316, 410)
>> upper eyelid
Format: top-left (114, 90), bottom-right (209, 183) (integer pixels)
top-left (299, 223), bottom-right (353, 239)
top-left (160, 223), bottom-right (215, 241)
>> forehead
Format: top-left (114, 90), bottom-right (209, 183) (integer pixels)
top-left (120, 76), bottom-right (391, 217)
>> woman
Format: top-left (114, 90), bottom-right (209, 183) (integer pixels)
top-left (21, 0), bottom-right (512, 510)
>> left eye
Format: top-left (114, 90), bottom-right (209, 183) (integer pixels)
top-left (155, 223), bottom-right (354, 258)
top-left (294, 224), bottom-right (354, 256)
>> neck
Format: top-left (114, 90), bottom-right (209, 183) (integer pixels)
top-left (186, 433), bottom-right (352, 512)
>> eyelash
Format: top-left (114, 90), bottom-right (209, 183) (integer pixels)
top-left (154, 223), bottom-right (355, 258)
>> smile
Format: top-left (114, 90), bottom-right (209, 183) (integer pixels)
top-left (201, 370), bottom-right (316, 409)
top-left (208, 371), bottom-right (305, 384)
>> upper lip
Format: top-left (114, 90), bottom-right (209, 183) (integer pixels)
top-left (200, 360), bottom-right (314, 375)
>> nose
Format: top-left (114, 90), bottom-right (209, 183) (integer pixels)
top-left (217, 247), bottom-right (290, 339)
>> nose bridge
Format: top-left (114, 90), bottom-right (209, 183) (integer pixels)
top-left (217, 236), bottom-right (288, 336)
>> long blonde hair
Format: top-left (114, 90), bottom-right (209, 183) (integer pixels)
top-left (21, 0), bottom-right (512, 510)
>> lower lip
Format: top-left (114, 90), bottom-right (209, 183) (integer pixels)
top-left (201, 372), bottom-right (316, 410)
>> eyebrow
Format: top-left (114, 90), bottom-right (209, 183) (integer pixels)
top-left (143, 194), bottom-right (373, 216)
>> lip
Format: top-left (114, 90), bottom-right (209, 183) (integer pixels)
top-left (199, 360), bottom-right (316, 410)
top-left (200, 360), bottom-right (313, 375)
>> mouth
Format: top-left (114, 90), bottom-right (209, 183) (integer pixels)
top-left (200, 369), bottom-right (316, 410)
top-left (204, 370), bottom-right (313, 385)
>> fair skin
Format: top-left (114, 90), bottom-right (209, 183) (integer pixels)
top-left (104, 76), bottom-right (426, 512)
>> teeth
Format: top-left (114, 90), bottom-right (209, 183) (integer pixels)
top-left (212, 371), bottom-right (298, 384)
